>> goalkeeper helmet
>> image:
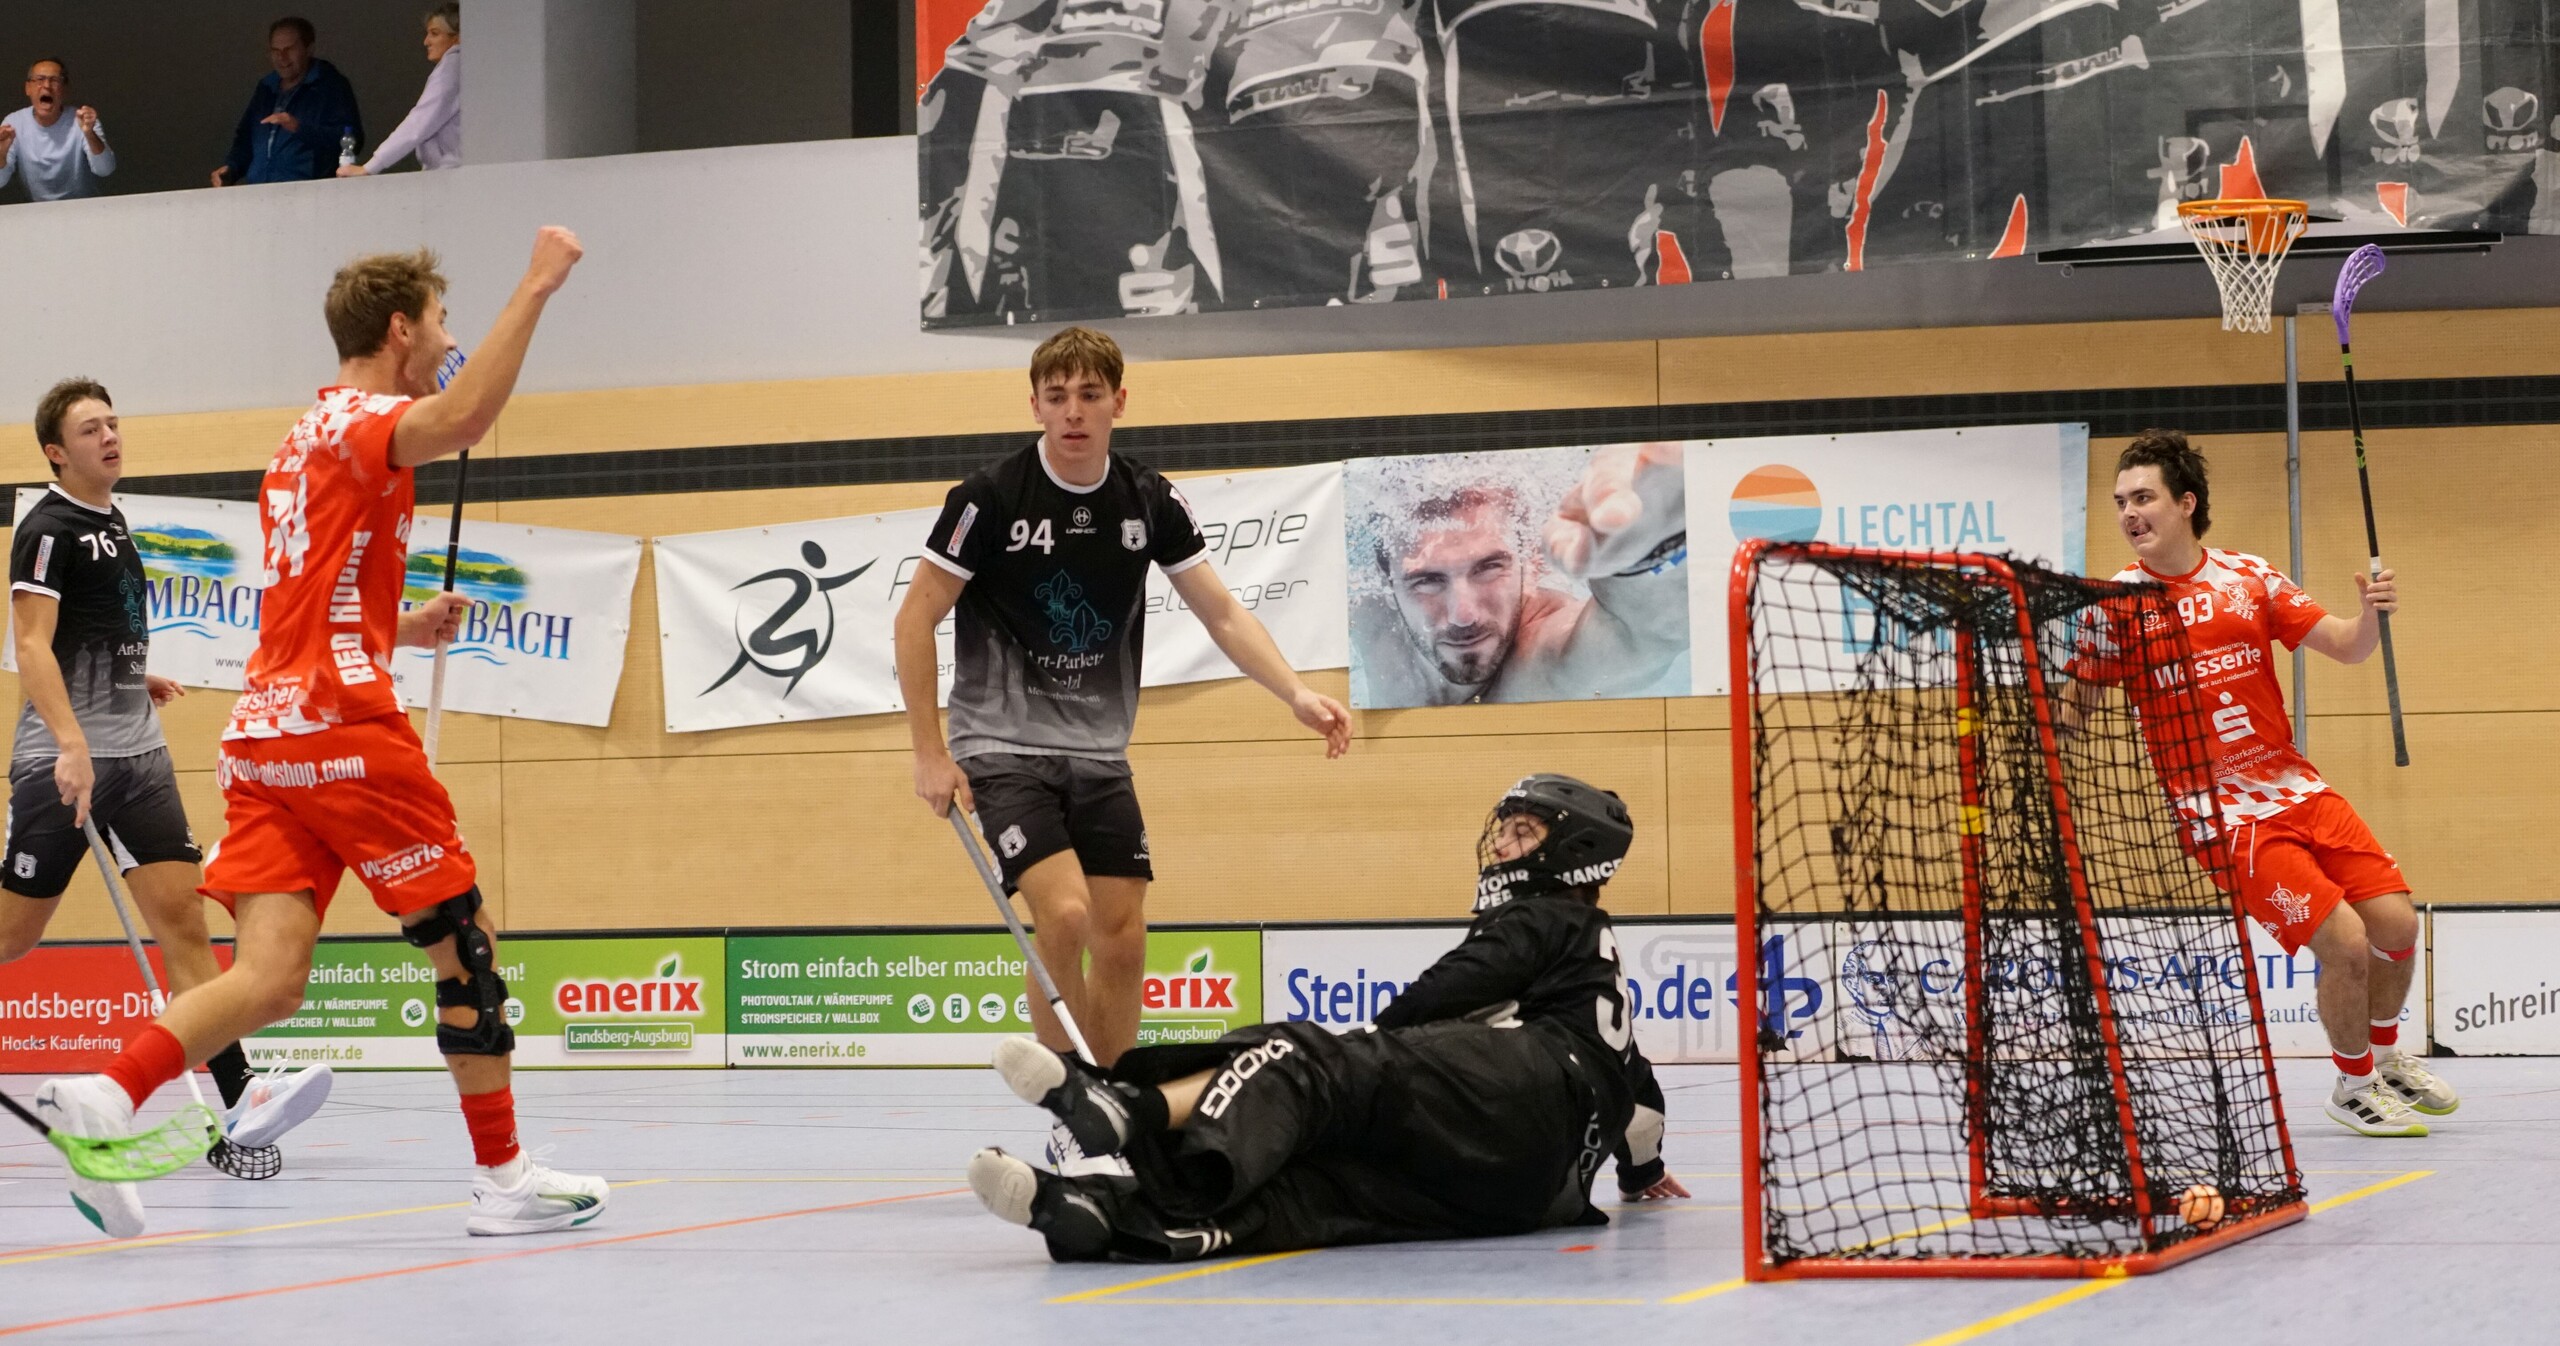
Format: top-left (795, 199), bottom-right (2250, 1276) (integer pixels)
top-left (1474, 774), bottom-right (1634, 913)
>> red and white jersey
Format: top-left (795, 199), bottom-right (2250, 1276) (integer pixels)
top-left (2083, 548), bottom-right (2331, 824)
top-left (224, 388), bottom-right (419, 741)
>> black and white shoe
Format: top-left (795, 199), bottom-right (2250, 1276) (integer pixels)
top-left (206, 1139), bottom-right (283, 1181)
top-left (969, 1148), bottom-right (1111, 1259)
top-left (2376, 1052), bottom-right (2460, 1116)
top-left (993, 1038), bottom-right (1137, 1160)
top-left (2325, 1077), bottom-right (2428, 1137)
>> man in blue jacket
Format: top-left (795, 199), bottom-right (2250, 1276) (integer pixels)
top-left (211, 17), bottom-right (361, 186)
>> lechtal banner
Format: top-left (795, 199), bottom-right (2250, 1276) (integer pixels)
top-left (1686, 424), bottom-right (2088, 696)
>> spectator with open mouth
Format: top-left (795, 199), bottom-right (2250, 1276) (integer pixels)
top-left (0, 59), bottom-right (116, 203)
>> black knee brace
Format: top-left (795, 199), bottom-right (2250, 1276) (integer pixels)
top-left (400, 887), bottom-right (515, 1057)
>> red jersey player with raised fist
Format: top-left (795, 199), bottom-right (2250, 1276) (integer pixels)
top-left (2083, 429), bottom-right (2454, 1140)
top-left (37, 229), bottom-right (609, 1240)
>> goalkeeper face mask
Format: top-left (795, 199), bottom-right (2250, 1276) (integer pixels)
top-left (1473, 774), bottom-right (1634, 913)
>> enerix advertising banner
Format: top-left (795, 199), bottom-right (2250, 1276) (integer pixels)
top-left (5, 489), bottom-right (265, 691)
top-left (389, 517), bottom-right (644, 727)
top-left (728, 929), bottom-right (1261, 1066)
top-left (243, 935), bottom-right (726, 1070)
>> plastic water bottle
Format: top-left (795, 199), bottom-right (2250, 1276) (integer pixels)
top-left (339, 131), bottom-right (357, 168)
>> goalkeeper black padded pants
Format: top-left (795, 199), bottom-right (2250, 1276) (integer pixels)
top-left (1051, 1019), bottom-right (1609, 1263)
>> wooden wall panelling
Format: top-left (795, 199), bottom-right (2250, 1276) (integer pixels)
top-left (493, 340), bottom-right (1660, 459)
top-left (2305, 710), bottom-right (2559, 904)
top-left (1664, 728), bottom-right (1734, 917)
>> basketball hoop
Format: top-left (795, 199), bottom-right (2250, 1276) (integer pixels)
top-left (2177, 199), bottom-right (2310, 334)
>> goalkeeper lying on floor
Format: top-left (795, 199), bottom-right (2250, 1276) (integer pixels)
top-left (968, 773), bottom-right (1690, 1262)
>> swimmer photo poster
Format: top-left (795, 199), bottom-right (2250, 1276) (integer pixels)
top-left (1686, 424), bottom-right (2089, 696)
top-left (1344, 443), bottom-right (1691, 709)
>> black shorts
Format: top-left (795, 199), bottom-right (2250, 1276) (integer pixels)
top-left (961, 753), bottom-right (1151, 890)
top-left (5, 748), bottom-right (203, 899)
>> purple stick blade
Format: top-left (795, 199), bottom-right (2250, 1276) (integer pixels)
top-left (436, 348), bottom-right (467, 391)
top-left (2331, 245), bottom-right (2386, 345)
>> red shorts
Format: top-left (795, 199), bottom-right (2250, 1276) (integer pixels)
top-left (2229, 792), bottom-right (2408, 953)
top-left (201, 715), bottom-right (476, 919)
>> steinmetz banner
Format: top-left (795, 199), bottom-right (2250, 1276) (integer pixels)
top-left (654, 466), bottom-right (1348, 733)
top-left (390, 517), bottom-right (644, 727)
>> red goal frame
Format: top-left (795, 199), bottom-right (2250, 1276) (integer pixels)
top-left (1727, 539), bottom-right (2307, 1280)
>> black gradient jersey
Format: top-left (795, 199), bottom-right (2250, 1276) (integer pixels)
top-left (9, 487), bottom-right (164, 764)
top-left (924, 441), bottom-right (1208, 761)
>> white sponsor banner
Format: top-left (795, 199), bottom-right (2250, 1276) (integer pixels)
top-left (1804, 914), bottom-right (2422, 1061)
top-left (1260, 921), bottom-right (1742, 1063)
top-left (2429, 911), bottom-right (2557, 1054)
top-left (1687, 424), bottom-right (2090, 695)
top-left (388, 517), bottom-right (643, 726)
top-left (653, 507), bottom-right (948, 733)
top-left (4, 489), bottom-right (268, 690)
top-left (1143, 463), bottom-right (1347, 687)
top-left (656, 467), bottom-right (1345, 733)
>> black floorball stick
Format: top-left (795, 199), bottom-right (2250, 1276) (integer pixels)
top-left (424, 347), bottom-right (470, 767)
top-left (2329, 245), bottom-right (2410, 767)
top-left (948, 809), bottom-right (1098, 1066)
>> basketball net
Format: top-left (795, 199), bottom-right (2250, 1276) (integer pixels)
top-left (2177, 199), bottom-right (2309, 334)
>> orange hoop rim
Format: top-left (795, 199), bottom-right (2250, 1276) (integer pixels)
top-left (2177, 199), bottom-right (2309, 250)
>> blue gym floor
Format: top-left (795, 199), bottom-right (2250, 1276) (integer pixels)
top-left (1, 1058), bottom-right (2547, 1344)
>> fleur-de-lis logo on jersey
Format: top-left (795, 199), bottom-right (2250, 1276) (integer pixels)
top-left (1037, 570), bottom-right (1113, 653)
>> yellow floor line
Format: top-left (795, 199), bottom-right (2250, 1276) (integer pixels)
top-left (1902, 1169), bottom-right (2434, 1346)
top-left (0, 1179), bottom-right (668, 1269)
top-left (1905, 1274), bottom-right (2132, 1346)
top-left (2308, 1169), bottom-right (2432, 1214)
top-left (1053, 1249), bottom-right (1318, 1303)
top-left (1662, 1276), bottom-right (1747, 1305)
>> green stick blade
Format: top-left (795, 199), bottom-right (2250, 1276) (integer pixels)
top-left (50, 1103), bottom-right (221, 1183)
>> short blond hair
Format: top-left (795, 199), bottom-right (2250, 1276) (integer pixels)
top-left (325, 248), bottom-right (447, 360)
top-left (1029, 326), bottom-right (1123, 392)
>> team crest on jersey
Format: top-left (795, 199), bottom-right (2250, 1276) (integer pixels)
top-left (1121, 519), bottom-right (1147, 550)
top-left (2218, 581), bottom-right (2257, 620)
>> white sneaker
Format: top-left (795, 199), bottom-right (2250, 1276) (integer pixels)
top-left (34, 1075), bottom-right (146, 1238)
top-left (1044, 1120), bottom-right (1133, 1179)
top-left (2325, 1076), bottom-right (2429, 1138)
top-left (224, 1064), bottom-right (334, 1148)
top-left (2377, 1052), bottom-right (2459, 1116)
top-left (466, 1150), bottom-right (610, 1236)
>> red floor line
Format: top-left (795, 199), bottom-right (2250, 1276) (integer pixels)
top-left (0, 1188), bottom-right (964, 1338)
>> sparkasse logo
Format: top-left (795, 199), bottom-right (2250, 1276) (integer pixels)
top-left (555, 953), bottom-right (706, 1017)
top-left (1142, 948), bottom-right (1237, 1012)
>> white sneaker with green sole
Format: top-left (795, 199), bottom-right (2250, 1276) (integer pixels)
top-left (2377, 1052), bottom-right (2459, 1116)
top-left (2325, 1077), bottom-right (2429, 1137)
top-left (466, 1151), bottom-right (610, 1236)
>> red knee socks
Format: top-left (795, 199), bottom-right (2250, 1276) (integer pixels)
top-left (2334, 1049), bottom-right (2375, 1083)
top-left (459, 1088), bottom-right (521, 1169)
top-left (102, 1025), bottom-right (188, 1111)
top-left (2368, 1017), bottom-right (2401, 1052)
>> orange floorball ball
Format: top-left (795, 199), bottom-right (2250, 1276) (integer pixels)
top-left (2179, 1183), bottom-right (2226, 1230)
